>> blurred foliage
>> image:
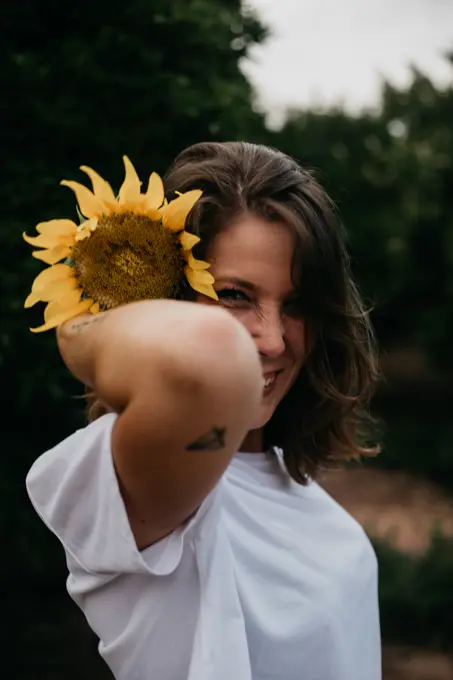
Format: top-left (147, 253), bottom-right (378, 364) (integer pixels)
top-left (369, 389), bottom-right (453, 492)
top-left (1, 0), bottom-right (453, 673)
top-left (374, 534), bottom-right (453, 650)
top-left (259, 62), bottom-right (453, 365)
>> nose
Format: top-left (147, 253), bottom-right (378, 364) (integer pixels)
top-left (251, 308), bottom-right (286, 359)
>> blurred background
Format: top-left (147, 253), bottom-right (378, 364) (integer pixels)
top-left (1, 1), bottom-right (452, 678)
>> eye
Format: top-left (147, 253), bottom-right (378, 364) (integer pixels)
top-left (216, 288), bottom-right (251, 305)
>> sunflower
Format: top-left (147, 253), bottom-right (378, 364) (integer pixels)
top-left (23, 156), bottom-right (218, 332)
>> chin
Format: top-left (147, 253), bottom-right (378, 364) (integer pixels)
top-left (250, 401), bottom-right (279, 431)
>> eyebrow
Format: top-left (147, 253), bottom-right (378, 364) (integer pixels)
top-left (215, 277), bottom-right (258, 292)
top-left (215, 277), bottom-right (300, 300)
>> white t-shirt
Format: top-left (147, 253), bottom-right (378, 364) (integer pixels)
top-left (26, 413), bottom-right (381, 680)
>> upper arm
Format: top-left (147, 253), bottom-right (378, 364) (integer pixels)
top-left (111, 313), bottom-right (261, 549)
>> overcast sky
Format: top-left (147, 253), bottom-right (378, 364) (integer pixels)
top-left (242, 0), bottom-right (453, 125)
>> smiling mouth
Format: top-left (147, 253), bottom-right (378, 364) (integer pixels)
top-left (264, 374), bottom-right (276, 389)
top-left (263, 370), bottom-right (282, 391)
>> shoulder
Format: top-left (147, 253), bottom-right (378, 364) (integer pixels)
top-left (308, 479), bottom-right (378, 575)
top-left (26, 413), bottom-right (222, 579)
top-left (26, 413), bottom-right (117, 501)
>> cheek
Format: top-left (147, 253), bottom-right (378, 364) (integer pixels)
top-left (285, 318), bottom-right (307, 365)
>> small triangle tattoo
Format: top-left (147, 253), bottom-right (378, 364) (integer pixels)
top-left (186, 427), bottom-right (226, 451)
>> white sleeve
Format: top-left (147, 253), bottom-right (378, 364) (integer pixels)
top-left (25, 413), bottom-right (220, 579)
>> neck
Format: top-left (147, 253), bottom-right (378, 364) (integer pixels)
top-left (240, 428), bottom-right (263, 453)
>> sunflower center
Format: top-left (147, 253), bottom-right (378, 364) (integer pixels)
top-left (71, 212), bottom-right (184, 309)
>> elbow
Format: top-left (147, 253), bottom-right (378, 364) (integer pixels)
top-left (178, 308), bottom-right (263, 408)
top-left (95, 302), bottom-right (262, 415)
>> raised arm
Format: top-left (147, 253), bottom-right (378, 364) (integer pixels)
top-left (57, 300), bottom-right (262, 549)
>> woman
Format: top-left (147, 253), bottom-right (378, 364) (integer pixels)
top-left (26, 141), bottom-right (381, 680)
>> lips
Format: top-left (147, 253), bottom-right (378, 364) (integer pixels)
top-left (263, 370), bottom-right (283, 389)
top-left (264, 373), bottom-right (276, 388)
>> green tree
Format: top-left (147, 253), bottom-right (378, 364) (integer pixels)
top-left (377, 64), bottom-right (453, 372)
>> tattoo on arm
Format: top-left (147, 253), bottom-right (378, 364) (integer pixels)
top-left (61, 314), bottom-right (107, 336)
top-left (186, 427), bottom-right (226, 451)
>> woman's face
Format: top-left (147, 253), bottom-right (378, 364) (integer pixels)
top-left (197, 213), bottom-right (307, 441)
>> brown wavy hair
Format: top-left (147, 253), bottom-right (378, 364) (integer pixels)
top-left (87, 141), bottom-right (380, 483)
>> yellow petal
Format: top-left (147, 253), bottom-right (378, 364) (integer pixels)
top-left (184, 250), bottom-right (211, 270)
top-left (24, 220), bottom-right (77, 248)
top-left (197, 285), bottom-right (219, 300)
top-left (24, 291), bottom-right (42, 308)
top-left (34, 276), bottom-right (79, 303)
top-left (31, 298), bottom-right (93, 333)
top-left (160, 190), bottom-right (202, 232)
top-left (31, 263), bottom-right (74, 293)
top-left (143, 172), bottom-right (164, 212)
top-left (61, 180), bottom-right (106, 218)
top-left (23, 231), bottom-right (67, 249)
top-left (197, 270), bottom-right (215, 285)
top-left (44, 289), bottom-right (83, 322)
top-left (75, 216), bottom-right (98, 235)
top-left (85, 216), bottom-right (98, 231)
top-left (36, 219), bottom-right (77, 237)
top-left (32, 244), bottom-right (71, 265)
top-left (25, 274), bottom-right (78, 307)
top-left (188, 269), bottom-right (216, 292)
top-left (185, 266), bottom-right (218, 300)
top-left (80, 165), bottom-right (116, 204)
top-left (118, 156), bottom-right (141, 204)
top-left (75, 228), bottom-right (92, 242)
top-left (179, 231), bottom-right (200, 250)
top-left (74, 216), bottom-right (98, 242)
top-left (90, 301), bottom-right (101, 314)
top-left (185, 265), bottom-right (215, 285)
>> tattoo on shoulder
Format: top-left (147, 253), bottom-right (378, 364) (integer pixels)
top-left (186, 427), bottom-right (226, 451)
